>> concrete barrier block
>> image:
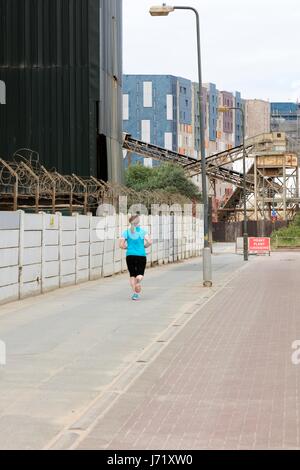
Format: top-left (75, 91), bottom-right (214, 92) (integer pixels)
top-left (78, 215), bottom-right (90, 229)
top-left (23, 264), bottom-right (41, 283)
top-left (90, 242), bottom-right (104, 256)
top-left (92, 217), bottom-right (105, 230)
top-left (44, 246), bottom-right (59, 262)
top-left (61, 260), bottom-right (76, 276)
top-left (90, 267), bottom-right (102, 279)
top-left (103, 263), bottom-right (114, 277)
top-left (114, 260), bottom-right (122, 274)
top-left (44, 214), bottom-right (59, 230)
top-left (0, 230), bottom-right (19, 249)
top-left (61, 217), bottom-right (76, 231)
top-left (0, 283), bottom-right (19, 304)
top-left (43, 276), bottom-right (59, 292)
top-left (77, 269), bottom-right (89, 283)
top-left (60, 274), bottom-right (76, 287)
top-left (0, 212), bottom-right (20, 230)
top-left (0, 248), bottom-right (18, 268)
top-left (44, 230), bottom-right (59, 246)
top-left (91, 255), bottom-right (103, 269)
top-left (24, 231), bottom-right (42, 248)
top-left (23, 247), bottom-right (42, 265)
top-left (44, 261), bottom-right (59, 278)
top-left (103, 251), bottom-right (114, 266)
top-left (91, 228), bottom-right (104, 243)
top-left (78, 229), bottom-right (89, 243)
top-left (78, 256), bottom-right (89, 270)
top-left (62, 231), bottom-right (76, 246)
top-left (0, 266), bottom-right (19, 287)
top-left (79, 243), bottom-right (89, 257)
top-left (104, 239), bottom-right (114, 252)
top-left (21, 281), bottom-right (41, 298)
top-left (61, 246), bottom-right (75, 261)
top-left (24, 214), bottom-right (43, 230)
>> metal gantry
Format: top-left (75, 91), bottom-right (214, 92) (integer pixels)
top-left (1, 132), bottom-right (298, 220)
top-left (123, 132), bottom-right (299, 222)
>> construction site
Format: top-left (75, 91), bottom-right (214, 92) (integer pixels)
top-left (0, 131), bottom-right (298, 230)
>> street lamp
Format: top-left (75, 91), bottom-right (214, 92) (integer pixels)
top-left (149, 4), bottom-right (212, 287)
top-left (218, 106), bottom-right (248, 261)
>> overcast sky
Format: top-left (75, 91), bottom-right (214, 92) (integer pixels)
top-left (123, 0), bottom-right (300, 102)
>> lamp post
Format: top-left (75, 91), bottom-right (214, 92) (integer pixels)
top-left (218, 106), bottom-right (248, 261)
top-left (150, 4), bottom-right (212, 287)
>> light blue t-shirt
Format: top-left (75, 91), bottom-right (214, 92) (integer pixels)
top-left (122, 227), bottom-right (147, 257)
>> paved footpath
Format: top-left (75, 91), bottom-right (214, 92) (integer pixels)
top-left (73, 251), bottom-right (300, 450)
top-left (0, 245), bottom-right (243, 449)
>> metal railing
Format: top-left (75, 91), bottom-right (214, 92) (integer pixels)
top-left (272, 235), bottom-right (300, 248)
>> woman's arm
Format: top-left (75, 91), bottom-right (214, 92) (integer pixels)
top-left (144, 235), bottom-right (152, 248)
top-left (119, 237), bottom-right (127, 250)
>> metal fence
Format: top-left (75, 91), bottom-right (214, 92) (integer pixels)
top-left (0, 149), bottom-right (192, 214)
top-left (272, 236), bottom-right (300, 248)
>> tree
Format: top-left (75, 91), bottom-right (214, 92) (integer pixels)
top-left (125, 163), bottom-right (202, 201)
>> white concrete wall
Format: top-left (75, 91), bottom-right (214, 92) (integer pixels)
top-left (0, 211), bottom-right (204, 306)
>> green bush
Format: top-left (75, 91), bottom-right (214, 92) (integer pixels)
top-left (271, 214), bottom-right (300, 247)
top-left (125, 163), bottom-right (202, 201)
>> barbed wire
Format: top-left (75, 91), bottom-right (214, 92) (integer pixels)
top-left (0, 149), bottom-right (192, 213)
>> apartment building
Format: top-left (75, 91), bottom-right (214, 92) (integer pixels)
top-left (244, 99), bottom-right (270, 139)
top-left (123, 75), bottom-right (194, 167)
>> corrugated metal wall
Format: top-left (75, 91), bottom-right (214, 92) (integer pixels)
top-left (0, 0), bottom-right (123, 182)
top-left (99, 0), bottom-right (123, 183)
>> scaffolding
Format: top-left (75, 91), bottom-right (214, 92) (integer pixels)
top-left (218, 133), bottom-right (299, 222)
top-left (1, 132), bottom-right (298, 220)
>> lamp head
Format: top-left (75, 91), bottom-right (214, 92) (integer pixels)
top-left (218, 107), bottom-right (231, 113)
top-left (149, 4), bottom-right (175, 16)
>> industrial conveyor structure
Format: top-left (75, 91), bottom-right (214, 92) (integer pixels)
top-left (123, 132), bottom-right (299, 221)
top-left (0, 132), bottom-right (298, 219)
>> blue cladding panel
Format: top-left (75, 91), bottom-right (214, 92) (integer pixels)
top-left (123, 75), bottom-right (179, 166)
top-left (271, 102), bottom-right (299, 119)
top-left (208, 83), bottom-right (217, 142)
top-left (235, 91), bottom-right (243, 146)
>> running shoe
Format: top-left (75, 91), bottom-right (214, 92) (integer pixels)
top-left (131, 293), bottom-right (140, 301)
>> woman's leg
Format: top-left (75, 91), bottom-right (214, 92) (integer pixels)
top-left (135, 257), bottom-right (147, 294)
top-left (130, 277), bottom-right (137, 292)
top-left (135, 275), bottom-right (144, 293)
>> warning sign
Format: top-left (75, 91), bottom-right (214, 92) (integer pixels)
top-left (248, 237), bottom-right (271, 255)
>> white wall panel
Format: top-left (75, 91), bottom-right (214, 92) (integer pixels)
top-left (143, 81), bottom-right (153, 108)
top-left (0, 210), bottom-right (204, 306)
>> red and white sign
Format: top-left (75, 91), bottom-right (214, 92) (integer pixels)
top-left (248, 237), bottom-right (271, 254)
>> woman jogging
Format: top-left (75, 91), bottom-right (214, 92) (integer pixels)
top-left (119, 215), bottom-right (152, 301)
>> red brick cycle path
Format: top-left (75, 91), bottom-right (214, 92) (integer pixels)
top-left (77, 252), bottom-right (300, 450)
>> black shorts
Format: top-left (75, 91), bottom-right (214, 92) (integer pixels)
top-left (126, 256), bottom-right (147, 278)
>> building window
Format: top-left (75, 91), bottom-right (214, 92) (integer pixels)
top-left (0, 80), bottom-right (6, 104)
top-left (141, 120), bottom-right (151, 143)
top-left (166, 94), bottom-right (173, 120)
top-left (164, 132), bottom-right (173, 150)
top-left (144, 158), bottom-right (153, 168)
top-left (143, 81), bottom-right (153, 108)
top-left (123, 94), bottom-right (129, 120)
